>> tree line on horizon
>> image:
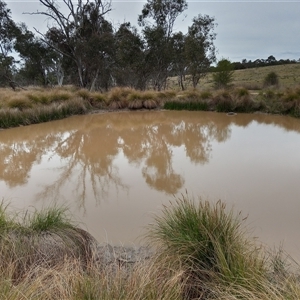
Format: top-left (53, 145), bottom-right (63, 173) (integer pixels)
top-left (230, 55), bottom-right (299, 70)
top-left (0, 0), bottom-right (298, 92)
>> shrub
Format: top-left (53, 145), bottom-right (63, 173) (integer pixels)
top-left (263, 72), bottom-right (279, 87)
top-left (212, 59), bottom-right (234, 89)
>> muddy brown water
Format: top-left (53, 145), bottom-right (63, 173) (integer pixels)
top-left (1, 110), bottom-right (300, 260)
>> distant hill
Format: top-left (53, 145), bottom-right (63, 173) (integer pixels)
top-left (168, 63), bottom-right (300, 90)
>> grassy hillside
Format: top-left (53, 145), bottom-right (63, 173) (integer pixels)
top-left (168, 63), bottom-right (300, 90)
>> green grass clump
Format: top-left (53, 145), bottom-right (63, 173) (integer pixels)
top-left (148, 194), bottom-right (266, 298)
top-left (28, 207), bottom-right (73, 232)
top-left (0, 202), bottom-right (16, 232)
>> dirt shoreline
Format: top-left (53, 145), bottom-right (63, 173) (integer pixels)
top-left (94, 242), bottom-right (154, 273)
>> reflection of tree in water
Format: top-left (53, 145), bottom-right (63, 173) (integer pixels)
top-left (0, 129), bottom-right (58, 187)
top-left (0, 119), bottom-right (128, 210)
top-left (35, 125), bottom-right (129, 210)
top-left (2, 111), bottom-right (299, 202)
top-left (117, 111), bottom-right (233, 193)
top-left (0, 112), bottom-right (232, 198)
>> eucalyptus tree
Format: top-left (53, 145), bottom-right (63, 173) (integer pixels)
top-left (114, 22), bottom-right (148, 90)
top-left (185, 14), bottom-right (217, 88)
top-left (31, 0), bottom-right (113, 90)
top-left (0, 0), bottom-right (20, 86)
top-left (138, 0), bottom-right (188, 90)
top-left (171, 32), bottom-right (186, 90)
top-left (14, 24), bottom-right (59, 86)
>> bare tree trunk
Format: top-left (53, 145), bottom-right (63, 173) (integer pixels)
top-left (55, 61), bottom-right (64, 86)
top-left (178, 74), bottom-right (185, 91)
top-left (90, 68), bottom-right (100, 91)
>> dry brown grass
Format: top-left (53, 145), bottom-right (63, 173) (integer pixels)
top-left (168, 64), bottom-right (300, 91)
top-left (0, 202), bottom-right (299, 299)
top-left (1, 80), bottom-right (300, 129)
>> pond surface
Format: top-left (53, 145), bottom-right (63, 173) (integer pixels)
top-left (1, 111), bottom-right (300, 259)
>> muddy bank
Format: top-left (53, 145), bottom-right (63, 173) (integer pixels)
top-left (95, 243), bottom-right (154, 271)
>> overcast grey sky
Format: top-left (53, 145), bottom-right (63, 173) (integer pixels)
top-left (6, 0), bottom-right (300, 62)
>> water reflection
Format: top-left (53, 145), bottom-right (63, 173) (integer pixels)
top-left (1, 111), bottom-right (300, 201)
top-left (0, 111), bottom-right (230, 198)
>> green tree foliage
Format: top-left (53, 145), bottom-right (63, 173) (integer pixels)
top-left (114, 22), bottom-right (148, 90)
top-left (185, 14), bottom-right (217, 88)
top-left (2, 0), bottom-right (217, 91)
top-left (138, 0), bottom-right (187, 38)
top-left (15, 24), bottom-right (59, 86)
top-left (35, 0), bottom-right (113, 90)
top-left (171, 32), bottom-right (186, 90)
top-left (212, 58), bottom-right (234, 89)
top-left (0, 0), bottom-right (20, 85)
top-left (263, 71), bottom-right (279, 87)
top-left (139, 0), bottom-right (188, 90)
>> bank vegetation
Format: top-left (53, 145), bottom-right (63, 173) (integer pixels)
top-left (0, 196), bottom-right (299, 299)
top-left (1, 83), bottom-right (300, 128)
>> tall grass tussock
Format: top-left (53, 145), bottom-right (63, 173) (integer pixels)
top-left (147, 194), bottom-right (268, 298)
